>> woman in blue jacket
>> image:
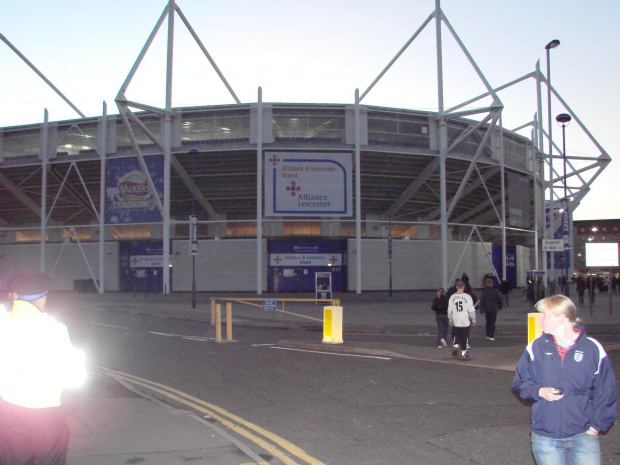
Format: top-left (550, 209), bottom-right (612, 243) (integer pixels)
top-left (512, 295), bottom-right (617, 465)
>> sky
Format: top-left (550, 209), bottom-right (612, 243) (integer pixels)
top-left (1, 0), bottom-right (618, 221)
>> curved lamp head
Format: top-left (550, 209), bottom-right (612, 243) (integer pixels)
top-left (556, 113), bottom-right (572, 126)
top-left (545, 39), bottom-right (561, 50)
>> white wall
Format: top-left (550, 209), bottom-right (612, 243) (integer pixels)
top-left (0, 239), bottom-right (529, 292)
top-left (347, 239), bottom-right (496, 290)
top-left (516, 245), bottom-right (533, 288)
top-left (0, 242), bottom-right (119, 291)
top-left (171, 239), bottom-right (268, 292)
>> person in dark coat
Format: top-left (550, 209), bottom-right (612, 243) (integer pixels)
top-left (446, 279), bottom-right (459, 299)
top-left (431, 287), bottom-right (449, 348)
top-left (498, 279), bottom-right (511, 307)
top-left (479, 278), bottom-right (502, 340)
top-left (512, 295), bottom-right (617, 465)
top-left (576, 274), bottom-right (586, 305)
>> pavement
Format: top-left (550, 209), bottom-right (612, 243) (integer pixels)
top-left (48, 288), bottom-right (619, 464)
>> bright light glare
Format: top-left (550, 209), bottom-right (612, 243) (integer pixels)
top-left (585, 242), bottom-right (619, 267)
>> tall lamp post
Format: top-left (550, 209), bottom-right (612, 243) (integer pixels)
top-left (386, 187), bottom-right (394, 297)
top-left (556, 113), bottom-right (571, 297)
top-left (545, 39), bottom-right (560, 291)
top-left (189, 149), bottom-right (199, 308)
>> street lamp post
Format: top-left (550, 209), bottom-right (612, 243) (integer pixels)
top-left (545, 39), bottom-right (560, 292)
top-left (386, 187), bottom-right (394, 297)
top-left (189, 149), bottom-right (198, 308)
top-left (556, 113), bottom-right (571, 297)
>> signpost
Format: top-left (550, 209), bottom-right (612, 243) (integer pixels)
top-left (542, 239), bottom-right (564, 252)
top-left (262, 298), bottom-right (277, 312)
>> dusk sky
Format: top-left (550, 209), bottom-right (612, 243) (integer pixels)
top-left (1, 0), bottom-right (618, 221)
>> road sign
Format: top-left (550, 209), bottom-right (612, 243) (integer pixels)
top-left (189, 215), bottom-right (198, 255)
top-left (543, 239), bottom-right (563, 252)
top-left (262, 298), bottom-right (277, 312)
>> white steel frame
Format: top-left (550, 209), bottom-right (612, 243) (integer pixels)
top-left (0, 0), bottom-right (610, 294)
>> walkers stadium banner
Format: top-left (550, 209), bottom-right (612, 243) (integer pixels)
top-left (105, 156), bottom-right (164, 224)
top-left (265, 152), bottom-right (352, 216)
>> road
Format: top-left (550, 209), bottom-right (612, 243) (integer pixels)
top-left (59, 305), bottom-right (619, 465)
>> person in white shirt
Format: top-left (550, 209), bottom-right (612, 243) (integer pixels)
top-left (447, 279), bottom-right (476, 360)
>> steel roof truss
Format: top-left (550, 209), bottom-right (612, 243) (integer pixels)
top-left (422, 166), bottom-right (499, 222)
top-left (47, 164), bottom-right (99, 223)
top-left (382, 158), bottom-right (440, 220)
top-left (0, 170), bottom-right (42, 221)
top-left (121, 104), bottom-right (217, 218)
top-left (116, 104), bottom-right (165, 218)
top-left (446, 111), bottom-right (500, 218)
top-left (474, 165), bottom-right (501, 224)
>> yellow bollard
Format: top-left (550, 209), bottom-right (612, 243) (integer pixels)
top-left (528, 312), bottom-right (543, 345)
top-left (226, 302), bottom-right (232, 342)
top-left (215, 304), bottom-right (222, 343)
top-left (323, 306), bottom-right (343, 344)
top-left (211, 299), bottom-right (216, 326)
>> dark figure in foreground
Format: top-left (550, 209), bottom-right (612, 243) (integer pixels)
top-left (0, 273), bottom-right (86, 465)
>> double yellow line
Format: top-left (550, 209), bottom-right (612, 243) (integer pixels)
top-left (98, 367), bottom-right (325, 465)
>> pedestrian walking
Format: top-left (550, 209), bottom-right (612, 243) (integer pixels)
top-left (479, 278), bottom-right (502, 340)
top-left (512, 295), bottom-right (617, 465)
top-left (431, 287), bottom-right (449, 348)
top-left (447, 280), bottom-right (476, 360)
top-left (576, 274), bottom-right (586, 305)
top-left (526, 275), bottom-right (535, 307)
top-left (534, 275), bottom-right (545, 302)
top-left (0, 273), bottom-right (87, 465)
top-left (498, 279), bottom-right (511, 307)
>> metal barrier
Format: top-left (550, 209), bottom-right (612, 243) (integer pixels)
top-left (210, 297), bottom-right (341, 343)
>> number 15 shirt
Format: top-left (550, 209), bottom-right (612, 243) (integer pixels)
top-left (448, 293), bottom-right (476, 328)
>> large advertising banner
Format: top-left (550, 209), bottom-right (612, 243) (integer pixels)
top-left (268, 240), bottom-right (347, 292)
top-left (546, 202), bottom-right (571, 270)
top-left (105, 156), bottom-right (164, 224)
top-left (492, 245), bottom-right (517, 288)
top-left (265, 152), bottom-right (352, 216)
top-left (119, 240), bottom-right (169, 293)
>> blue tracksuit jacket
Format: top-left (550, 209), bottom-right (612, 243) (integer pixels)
top-left (512, 324), bottom-right (617, 438)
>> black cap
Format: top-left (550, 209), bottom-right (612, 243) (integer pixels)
top-left (8, 273), bottom-right (51, 301)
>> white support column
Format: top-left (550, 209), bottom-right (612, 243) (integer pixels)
top-left (354, 89), bottom-right (362, 294)
top-left (535, 60), bottom-right (544, 272)
top-left (40, 109), bottom-right (49, 272)
top-left (435, 1), bottom-right (448, 289)
top-left (99, 103), bottom-right (107, 293)
top-left (256, 87), bottom-right (263, 294)
top-left (545, 49), bottom-right (554, 288)
top-left (531, 117), bottom-right (539, 273)
top-left (162, 0), bottom-right (175, 294)
top-left (499, 115), bottom-right (507, 281)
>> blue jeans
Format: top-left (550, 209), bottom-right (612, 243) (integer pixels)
top-left (531, 432), bottom-right (601, 465)
top-left (435, 315), bottom-right (448, 345)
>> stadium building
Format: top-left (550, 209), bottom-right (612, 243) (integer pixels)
top-left (0, 2), bottom-right (609, 294)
